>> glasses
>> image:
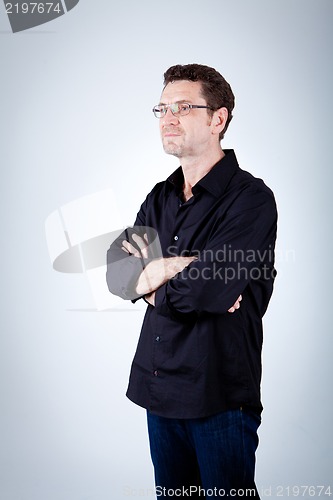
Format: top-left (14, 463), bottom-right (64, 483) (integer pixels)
top-left (152, 102), bottom-right (214, 119)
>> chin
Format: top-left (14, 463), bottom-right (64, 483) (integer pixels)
top-left (163, 141), bottom-right (182, 157)
top-left (163, 145), bottom-right (182, 157)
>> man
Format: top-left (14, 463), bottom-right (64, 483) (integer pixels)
top-left (107, 64), bottom-right (277, 499)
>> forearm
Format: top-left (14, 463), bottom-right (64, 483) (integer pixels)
top-left (135, 256), bottom-right (196, 296)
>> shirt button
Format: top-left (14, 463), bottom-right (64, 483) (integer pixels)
top-left (174, 235), bottom-right (179, 241)
top-left (153, 370), bottom-right (159, 377)
top-left (155, 336), bottom-right (161, 342)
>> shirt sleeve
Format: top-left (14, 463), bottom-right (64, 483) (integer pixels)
top-left (106, 193), bottom-right (162, 301)
top-left (106, 227), bottom-right (149, 301)
top-left (106, 190), bottom-right (148, 301)
top-left (154, 186), bottom-right (278, 317)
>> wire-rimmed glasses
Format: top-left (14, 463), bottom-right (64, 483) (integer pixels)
top-left (152, 102), bottom-right (214, 119)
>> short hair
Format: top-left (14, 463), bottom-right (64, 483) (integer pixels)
top-left (163, 63), bottom-right (235, 140)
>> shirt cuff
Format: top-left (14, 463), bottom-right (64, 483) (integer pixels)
top-left (154, 283), bottom-right (167, 308)
top-left (154, 281), bottom-right (198, 321)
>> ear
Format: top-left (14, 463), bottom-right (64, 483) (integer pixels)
top-left (211, 107), bottom-right (228, 136)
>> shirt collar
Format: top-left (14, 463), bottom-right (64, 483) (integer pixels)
top-left (166, 149), bottom-right (239, 198)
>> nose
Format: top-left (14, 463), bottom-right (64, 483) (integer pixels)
top-left (161, 107), bottom-right (180, 126)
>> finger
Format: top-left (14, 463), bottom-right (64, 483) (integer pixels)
top-left (122, 240), bottom-right (133, 252)
top-left (228, 294), bottom-right (243, 313)
top-left (121, 246), bottom-right (129, 253)
top-left (141, 249), bottom-right (148, 259)
top-left (132, 233), bottom-right (149, 259)
top-left (141, 234), bottom-right (150, 259)
top-left (233, 295), bottom-right (242, 306)
top-left (233, 295), bottom-right (242, 308)
top-left (145, 291), bottom-right (156, 307)
top-left (122, 240), bottom-right (140, 257)
top-left (132, 233), bottom-right (147, 249)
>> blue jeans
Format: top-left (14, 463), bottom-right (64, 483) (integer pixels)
top-left (147, 408), bottom-right (261, 499)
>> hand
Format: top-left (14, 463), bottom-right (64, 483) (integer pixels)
top-left (122, 233), bottom-right (197, 296)
top-left (228, 294), bottom-right (242, 313)
top-left (136, 255), bottom-right (197, 296)
top-left (122, 233), bottom-right (149, 259)
top-left (145, 291), bottom-right (156, 306)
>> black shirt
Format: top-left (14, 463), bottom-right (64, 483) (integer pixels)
top-left (106, 150), bottom-right (277, 418)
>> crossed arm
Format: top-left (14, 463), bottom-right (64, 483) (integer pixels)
top-left (121, 233), bottom-right (242, 311)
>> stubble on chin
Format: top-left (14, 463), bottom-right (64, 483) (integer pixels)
top-left (161, 134), bottom-right (184, 157)
top-left (162, 142), bottom-right (182, 157)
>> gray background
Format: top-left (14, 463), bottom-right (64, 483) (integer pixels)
top-left (0, 0), bottom-right (332, 499)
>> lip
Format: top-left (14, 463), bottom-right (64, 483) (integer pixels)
top-left (162, 129), bottom-right (182, 137)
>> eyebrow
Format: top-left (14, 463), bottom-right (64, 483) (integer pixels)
top-left (158, 99), bottom-right (192, 106)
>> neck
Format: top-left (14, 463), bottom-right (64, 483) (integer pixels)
top-left (181, 147), bottom-right (225, 201)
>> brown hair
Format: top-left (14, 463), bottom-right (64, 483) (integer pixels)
top-left (163, 64), bottom-right (235, 140)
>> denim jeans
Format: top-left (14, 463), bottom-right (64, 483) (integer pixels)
top-left (147, 408), bottom-right (261, 499)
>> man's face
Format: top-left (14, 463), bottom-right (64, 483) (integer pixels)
top-left (159, 80), bottom-right (216, 159)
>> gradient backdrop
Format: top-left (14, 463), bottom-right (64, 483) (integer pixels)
top-left (0, 1), bottom-right (332, 499)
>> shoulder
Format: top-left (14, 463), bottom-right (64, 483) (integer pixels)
top-left (140, 179), bottom-right (168, 205)
top-left (228, 167), bottom-right (277, 218)
top-left (232, 167), bottom-right (276, 204)
top-left (142, 175), bottom-right (175, 202)
top-left (233, 167), bottom-right (274, 197)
